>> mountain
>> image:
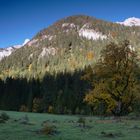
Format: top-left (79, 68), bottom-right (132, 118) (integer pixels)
top-left (0, 39), bottom-right (30, 61)
top-left (1, 15), bottom-right (140, 114)
top-left (116, 17), bottom-right (140, 26)
top-left (0, 15), bottom-right (140, 80)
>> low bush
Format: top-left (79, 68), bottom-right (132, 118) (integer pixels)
top-left (0, 112), bottom-right (10, 121)
top-left (41, 123), bottom-right (57, 135)
top-left (101, 131), bottom-right (123, 138)
top-left (19, 115), bottom-right (30, 124)
top-left (19, 105), bottom-right (28, 112)
top-left (77, 117), bottom-right (86, 127)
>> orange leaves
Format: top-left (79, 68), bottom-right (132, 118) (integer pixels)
top-left (68, 57), bottom-right (77, 69)
top-left (86, 51), bottom-right (94, 61)
top-left (84, 92), bottom-right (95, 105)
top-left (110, 31), bottom-right (118, 38)
top-left (28, 64), bottom-right (32, 72)
top-left (32, 98), bottom-right (42, 112)
top-left (48, 106), bottom-right (54, 113)
top-left (2, 69), bottom-right (10, 74)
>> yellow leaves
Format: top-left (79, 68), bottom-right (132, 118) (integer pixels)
top-left (2, 69), bottom-right (10, 75)
top-left (83, 40), bottom-right (139, 115)
top-left (28, 64), bottom-right (32, 72)
top-left (86, 51), bottom-right (94, 61)
top-left (106, 99), bottom-right (116, 113)
top-left (45, 65), bottom-right (50, 72)
top-left (5, 69), bottom-right (10, 73)
top-left (84, 92), bottom-right (95, 105)
top-left (99, 93), bottom-right (111, 101)
top-left (68, 57), bottom-right (77, 70)
top-left (110, 31), bottom-right (118, 38)
top-left (19, 105), bottom-right (28, 112)
top-left (84, 81), bottom-right (117, 113)
top-left (48, 106), bottom-right (54, 113)
top-left (81, 66), bottom-right (93, 81)
top-left (32, 98), bottom-right (42, 112)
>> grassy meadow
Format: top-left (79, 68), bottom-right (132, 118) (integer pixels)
top-left (0, 111), bottom-right (140, 140)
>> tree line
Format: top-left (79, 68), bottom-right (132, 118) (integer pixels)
top-left (0, 70), bottom-right (91, 115)
top-left (0, 40), bottom-right (140, 116)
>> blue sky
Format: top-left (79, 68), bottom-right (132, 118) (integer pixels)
top-left (0, 0), bottom-right (140, 48)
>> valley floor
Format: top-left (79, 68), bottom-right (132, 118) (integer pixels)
top-left (0, 111), bottom-right (140, 140)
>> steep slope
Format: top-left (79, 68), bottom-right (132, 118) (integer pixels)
top-left (0, 15), bottom-right (140, 80)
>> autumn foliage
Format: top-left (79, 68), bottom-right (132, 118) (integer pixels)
top-left (84, 40), bottom-right (140, 116)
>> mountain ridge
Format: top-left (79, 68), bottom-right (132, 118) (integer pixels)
top-left (116, 17), bottom-right (140, 26)
top-left (0, 39), bottom-right (30, 60)
top-left (0, 15), bottom-right (140, 79)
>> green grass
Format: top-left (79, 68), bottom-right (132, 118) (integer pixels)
top-left (0, 111), bottom-right (140, 140)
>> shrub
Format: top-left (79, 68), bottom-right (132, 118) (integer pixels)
top-left (80, 110), bottom-right (85, 115)
top-left (75, 107), bottom-right (80, 114)
top-left (32, 98), bottom-right (43, 113)
top-left (67, 110), bottom-right (72, 115)
top-left (77, 117), bottom-right (86, 127)
top-left (48, 106), bottom-right (54, 113)
top-left (19, 115), bottom-right (29, 124)
top-left (101, 131), bottom-right (123, 138)
top-left (19, 105), bottom-right (28, 112)
top-left (41, 123), bottom-right (56, 135)
top-left (0, 112), bottom-right (10, 121)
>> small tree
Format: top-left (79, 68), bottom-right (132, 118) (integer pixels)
top-left (32, 98), bottom-right (43, 112)
top-left (19, 105), bottom-right (28, 112)
top-left (48, 105), bottom-right (54, 113)
top-left (84, 40), bottom-right (140, 116)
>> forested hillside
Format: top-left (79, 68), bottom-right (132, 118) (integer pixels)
top-left (0, 15), bottom-right (140, 115)
top-left (1, 15), bottom-right (140, 79)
